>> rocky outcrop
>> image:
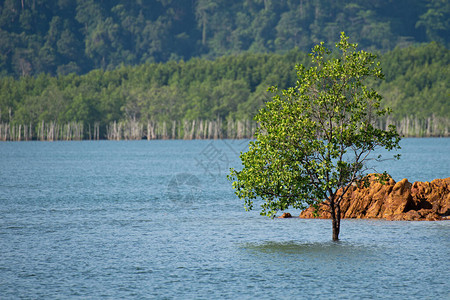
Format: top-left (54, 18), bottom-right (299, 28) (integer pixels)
top-left (299, 175), bottom-right (450, 221)
top-left (278, 212), bottom-right (292, 218)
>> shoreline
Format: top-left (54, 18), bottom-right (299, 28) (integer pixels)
top-left (1, 136), bottom-right (450, 142)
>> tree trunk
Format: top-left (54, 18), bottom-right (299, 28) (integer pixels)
top-left (202, 17), bottom-right (207, 46)
top-left (330, 200), bottom-right (341, 241)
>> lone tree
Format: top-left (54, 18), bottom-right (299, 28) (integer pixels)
top-left (229, 33), bottom-right (401, 241)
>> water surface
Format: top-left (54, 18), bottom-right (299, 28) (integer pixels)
top-left (0, 139), bottom-right (449, 299)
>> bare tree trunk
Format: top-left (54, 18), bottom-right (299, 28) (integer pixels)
top-left (41, 120), bottom-right (45, 141)
top-left (202, 17), bottom-right (207, 46)
top-left (198, 120), bottom-right (203, 139)
top-left (11, 124), bottom-right (15, 141)
top-left (172, 120), bottom-right (176, 139)
top-left (190, 120), bottom-right (195, 140)
top-left (162, 121), bottom-right (167, 139)
top-left (214, 119), bottom-right (220, 139)
top-left (330, 199), bottom-right (341, 241)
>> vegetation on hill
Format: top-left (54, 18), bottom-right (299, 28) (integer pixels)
top-left (1, 0), bottom-right (449, 77)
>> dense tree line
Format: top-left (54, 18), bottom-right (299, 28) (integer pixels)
top-left (377, 42), bottom-right (450, 120)
top-left (0, 42), bottom-right (448, 140)
top-left (1, 0), bottom-right (449, 77)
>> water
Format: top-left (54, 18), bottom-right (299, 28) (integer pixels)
top-left (0, 139), bottom-right (449, 299)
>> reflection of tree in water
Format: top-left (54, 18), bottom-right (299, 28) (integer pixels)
top-left (166, 173), bottom-right (202, 207)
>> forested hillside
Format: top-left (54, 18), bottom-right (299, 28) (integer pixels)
top-left (1, 43), bottom-right (448, 140)
top-left (1, 0), bottom-right (449, 77)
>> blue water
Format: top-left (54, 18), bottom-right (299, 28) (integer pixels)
top-left (0, 139), bottom-right (449, 299)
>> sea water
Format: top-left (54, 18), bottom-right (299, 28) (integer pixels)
top-left (0, 139), bottom-right (449, 299)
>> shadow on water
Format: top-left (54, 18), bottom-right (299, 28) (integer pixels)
top-left (241, 240), bottom-right (376, 259)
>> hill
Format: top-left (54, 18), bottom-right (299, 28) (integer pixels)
top-left (1, 0), bottom-right (449, 77)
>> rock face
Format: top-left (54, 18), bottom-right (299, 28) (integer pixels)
top-left (278, 212), bottom-right (292, 218)
top-left (299, 175), bottom-right (450, 221)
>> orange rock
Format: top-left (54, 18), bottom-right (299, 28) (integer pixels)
top-left (299, 174), bottom-right (450, 221)
top-left (278, 212), bottom-right (292, 218)
top-left (299, 205), bottom-right (330, 219)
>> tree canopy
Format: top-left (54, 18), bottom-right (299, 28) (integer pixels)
top-left (1, 0), bottom-right (449, 77)
top-left (229, 33), bottom-right (401, 241)
top-left (0, 42), bottom-right (448, 140)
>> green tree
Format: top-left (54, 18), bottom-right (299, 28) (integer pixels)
top-left (416, 0), bottom-right (450, 47)
top-left (195, 0), bottom-right (219, 47)
top-left (229, 33), bottom-right (401, 241)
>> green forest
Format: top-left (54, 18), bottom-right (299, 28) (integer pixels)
top-left (0, 0), bottom-right (449, 140)
top-left (1, 0), bottom-right (449, 77)
top-left (1, 42), bottom-right (448, 140)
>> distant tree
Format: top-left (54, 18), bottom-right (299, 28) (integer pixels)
top-left (229, 33), bottom-right (401, 241)
top-left (195, 0), bottom-right (219, 47)
top-left (416, 0), bottom-right (450, 47)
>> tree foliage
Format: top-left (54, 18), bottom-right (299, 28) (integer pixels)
top-left (0, 0), bottom-right (448, 77)
top-left (229, 33), bottom-right (401, 241)
top-left (0, 43), bottom-right (448, 138)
